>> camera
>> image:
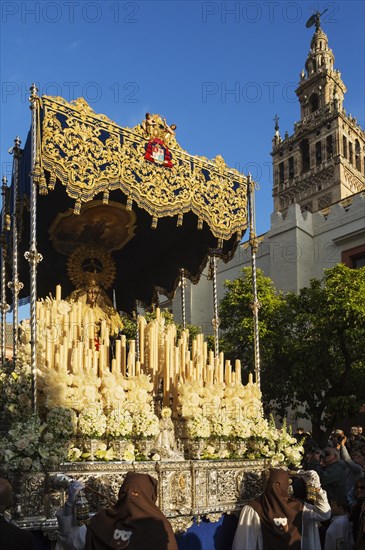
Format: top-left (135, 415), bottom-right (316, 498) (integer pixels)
top-left (330, 434), bottom-right (345, 446)
top-left (51, 474), bottom-right (74, 489)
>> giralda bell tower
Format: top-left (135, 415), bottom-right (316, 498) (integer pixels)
top-left (271, 12), bottom-right (365, 216)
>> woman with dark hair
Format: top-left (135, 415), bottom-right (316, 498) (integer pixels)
top-left (85, 472), bottom-right (178, 550)
top-left (232, 468), bottom-right (330, 550)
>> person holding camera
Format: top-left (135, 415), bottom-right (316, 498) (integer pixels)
top-left (329, 430), bottom-right (364, 503)
top-left (306, 447), bottom-right (347, 503)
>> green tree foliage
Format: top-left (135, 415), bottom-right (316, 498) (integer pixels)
top-left (218, 267), bottom-right (285, 377)
top-left (219, 265), bottom-right (365, 442)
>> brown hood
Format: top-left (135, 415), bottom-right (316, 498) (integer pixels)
top-left (249, 469), bottom-right (304, 550)
top-left (85, 472), bottom-right (178, 550)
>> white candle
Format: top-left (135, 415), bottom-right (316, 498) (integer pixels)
top-left (93, 350), bottom-right (99, 373)
top-left (121, 335), bottom-right (126, 375)
top-left (111, 358), bottom-right (117, 374)
top-left (115, 339), bottom-right (121, 373)
top-left (98, 345), bottom-right (104, 378)
top-left (235, 360), bottom-right (241, 385)
top-left (129, 340), bottom-right (136, 377)
top-left (139, 316), bottom-right (145, 365)
top-left (55, 284), bottom-right (62, 302)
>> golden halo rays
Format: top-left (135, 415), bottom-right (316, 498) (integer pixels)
top-left (67, 244), bottom-right (116, 289)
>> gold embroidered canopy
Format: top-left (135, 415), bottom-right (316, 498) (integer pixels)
top-left (19, 95), bottom-right (249, 312)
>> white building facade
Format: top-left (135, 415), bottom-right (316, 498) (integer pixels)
top-left (166, 18), bottom-right (365, 332)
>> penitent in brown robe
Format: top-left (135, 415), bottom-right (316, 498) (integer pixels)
top-left (249, 468), bottom-right (304, 550)
top-left (85, 472), bottom-right (178, 550)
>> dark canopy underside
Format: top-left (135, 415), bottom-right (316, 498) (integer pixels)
top-left (18, 184), bottom-right (241, 313)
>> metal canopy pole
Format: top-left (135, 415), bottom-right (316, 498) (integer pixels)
top-left (0, 176), bottom-right (10, 362)
top-left (247, 174), bottom-right (261, 389)
top-left (8, 137), bottom-right (24, 362)
top-left (25, 84), bottom-right (43, 413)
top-left (210, 256), bottom-right (220, 359)
top-left (180, 268), bottom-right (186, 330)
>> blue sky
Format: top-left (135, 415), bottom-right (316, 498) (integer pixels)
top-left (1, 0), bottom-right (364, 236)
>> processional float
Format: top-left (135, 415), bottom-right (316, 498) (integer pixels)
top-left (0, 86), bottom-right (274, 534)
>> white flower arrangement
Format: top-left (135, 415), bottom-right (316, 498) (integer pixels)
top-left (186, 414), bottom-right (211, 440)
top-left (232, 418), bottom-right (253, 439)
top-left (210, 411), bottom-right (233, 438)
top-left (245, 416), bottom-right (304, 467)
top-left (0, 360), bottom-right (32, 421)
top-left (0, 414), bottom-right (69, 472)
top-left (46, 407), bottom-right (77, 438)
top-left (177, 377), bottom-right (303, 466)
top-left (132, 408), bottom-right (159, 439)
top-left (77, 404), bottom-right (107, 438)
top-left (106, 408), bottom-right (133, 438)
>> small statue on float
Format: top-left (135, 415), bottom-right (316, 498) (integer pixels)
top-left (153, 407), bottom-right (184, 460)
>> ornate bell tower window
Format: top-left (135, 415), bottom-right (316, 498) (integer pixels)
top-left (309, 93), bottom-right (319, 112)
top-left (288, 157), bottom-right (294, 179)
top-left (300, 139), bottom-right (310, 173)
top-left (315, 141), bottom-right (322, 165)
top-left (355, 140), bottom-right (361, 171)
top-left (279, 162), bottom-right (284, 184)
top-left (326, 135), bottom-right (333, 159)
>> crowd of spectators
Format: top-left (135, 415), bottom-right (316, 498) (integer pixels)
top-left (232, 424), bottom-right (365, 549)
top-left (0, 425), bottom-right (364, 549)
top-left (296, 424), bottom-right (365, 549)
